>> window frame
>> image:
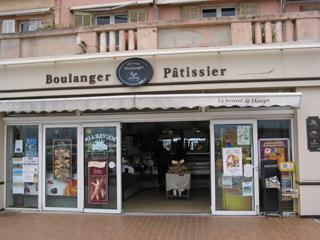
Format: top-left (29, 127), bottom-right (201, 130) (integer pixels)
top-left (19, 19), bottom-right (43, 33)
top-left (201, 5), bottom-right (237, 18)
top-left (1, 19), bottom-right (16, 33)
top-left (95, 13), bottom-right (128, 25)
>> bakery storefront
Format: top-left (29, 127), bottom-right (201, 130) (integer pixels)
top-left (0, 46), bottom-right (319, 215)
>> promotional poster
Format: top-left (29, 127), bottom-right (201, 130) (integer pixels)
top-left (53, 139), bottom-right (72, 179)
top-left (25, 138), bottom-right (38, 157)
top-left (47, 173), bottom-right (77, 196)
top-left (223, 147), bottom-right (243, 176)
top-left (259, 139), bottom-right (290, 163)
top-left (22, 157), bottom-right (38, 183)
top-left (88, 161), bottom-right (108, 205)
top-left (237, 126), bottom-right (251, 145)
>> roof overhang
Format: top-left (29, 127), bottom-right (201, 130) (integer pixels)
top-left (0, 7), bottom-right (52, 17)
top-left (0, 93), bottom-right (302, 113)
top-left (70, 0), bottom-right (153, 12)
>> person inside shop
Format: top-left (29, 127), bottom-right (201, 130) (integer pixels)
top-left (174, 140), bottom-right (185, 161)
top-left (156, 142), bottom-right (171, 189)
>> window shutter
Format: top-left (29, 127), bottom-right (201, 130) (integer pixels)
top-left (181, 7), bottom-right (190, 20)
top-left (190, 7), bottom-right (200, 19)
top-left (74, 12), bottom-right (92, 27)
top-left (83, 14), bottom-right (92, 26)
top-left (138, 9), bottom-right (148, 22)
top-left (129, 9), bottom-right (147, 22)
top-left (2, 19), bottom-right (15, 33)
top-left (129, 10), bottom-right (138, 22)
top-left (239, 2), bottom-right (258, 16)
top-left (181, 6), bottom-right (200, 20)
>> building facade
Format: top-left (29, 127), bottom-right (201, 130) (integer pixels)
top-left (0, 0), bottom-right (320, 216)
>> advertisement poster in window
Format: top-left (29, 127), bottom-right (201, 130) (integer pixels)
top-left (12, 158), bottom-right (24, 194)
top-left (53, 139), bottom-right (72, 179)
top-left (223, 147), bottom-right (243, 176)
top-left (259, 138), bottom-right (290, 163)
top-left (25, 138), bottom-right (38, 157)
top-left (237, 126), bottom-right (251, 145)
top-left (88, 161), bottom-right (108, 205)
top-left (47, 173), bottom-right (77, 196)
top-left (242, 181), bottom-right (253, 197)
top-left (23, 157), bottom-right (38, 183)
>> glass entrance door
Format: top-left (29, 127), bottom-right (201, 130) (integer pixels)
top-left (211, 121), bottom-right (258, 215)
top-left (83, 124), bottom-right (121, 213)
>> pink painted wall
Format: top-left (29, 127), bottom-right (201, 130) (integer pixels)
top-left (286, 5), bottom-right (300, 13)
top-left (258, 0), bottom-right (280, 15)
top-left (158, 5), bottom-right (181, 21)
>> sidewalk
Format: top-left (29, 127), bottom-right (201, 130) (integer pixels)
top-left (0, 212), bottom-right (320, 240)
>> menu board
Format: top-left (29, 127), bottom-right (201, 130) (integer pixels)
top-left (306, 116), bottom-right (320, 151)
top-left (53, 139), bottom-right (72, 179)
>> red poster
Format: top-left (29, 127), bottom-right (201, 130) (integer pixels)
top-left (88, 161), bottom-right (108, 205)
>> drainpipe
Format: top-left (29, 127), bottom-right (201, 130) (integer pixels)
top-left (153, 0), bottom-right (159, 21)
top-left (280, 0), bottom-right (287, 13)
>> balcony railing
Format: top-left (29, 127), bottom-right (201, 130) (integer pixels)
top-left (99, 29), bottom-right (137, 52)
top-left (0, 11), bottom-right (319, 58)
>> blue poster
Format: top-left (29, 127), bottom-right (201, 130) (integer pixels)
top-left (25, 138), bottom-right (38, 157)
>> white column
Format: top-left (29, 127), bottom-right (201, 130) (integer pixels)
top-left (274, 21), bottom-right (283, 43)
top-left (99, 32), bottom-right (107, 52)
top-left (264, 21), bottom-right (273, 44)
top-left (128, 30), bottom-right (135, 51)
top-left (254, 22), bottom-right (262, 44)
top-left (119, 30), bottom-right (126, 52)
top-left (109, 31), bottom-right (116, 52)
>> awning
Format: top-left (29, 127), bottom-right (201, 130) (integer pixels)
top-left (0, 93), bottom-right (302, 113)
top-left (70, 0), bottom-right (153, 12)
top-left (0, 7), bottom-right (52, 17)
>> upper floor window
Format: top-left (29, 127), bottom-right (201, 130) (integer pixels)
top-left (96, 14), bottom-right (128, 25)
top-left (20, 19), bottom-right (42, 32)
top-left (75, 8), bottom-right (146, 27)
top-left (221, 7), bottom-right (236, 16)
top-left (1, 19), bottom-right (15, 33)
top-left (182, 5), bottom-right (237, 20)
top-left (201, 6), bottom-right (236, 18)
top-left (202, 8), bottom-right (217, 18)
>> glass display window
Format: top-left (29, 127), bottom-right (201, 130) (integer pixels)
top-left (44, 127), bottom-right (78, 209)
top-left (6, 125), bottom-right (39, 208)
top-left (258, 119), bottom-right (294, 212)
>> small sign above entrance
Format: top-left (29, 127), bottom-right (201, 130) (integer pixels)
top-left (116, 58), bottom-right (153, 87)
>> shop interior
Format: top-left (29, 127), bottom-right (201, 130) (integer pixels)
top-left (121, 121), bottom-right (211, 213)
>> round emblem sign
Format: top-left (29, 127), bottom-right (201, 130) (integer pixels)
top-left (116, 58), bottom-right (153, 86)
